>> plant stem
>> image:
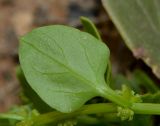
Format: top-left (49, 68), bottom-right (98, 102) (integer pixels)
top-left (0, 113), bottom-right (24, 120)
top-left (32, 103), bottom-right (117, 125)
top-left (132, 103), bottom-right (160, 115)
top-left (77, 115), bottom-right (100, 125)
top-left (105, 61), bottom-right (112, 85)
top-left (100, 87), bottom-right (132, 107)
top-left (29, 102), bottom-right (160, 125)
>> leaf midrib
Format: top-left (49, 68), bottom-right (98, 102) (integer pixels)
top-left (21, 39), bottom-right (101, 92)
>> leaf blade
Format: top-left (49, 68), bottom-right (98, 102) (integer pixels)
top-left (19, 25), bottom-right (110, 113)
top-left (80, 16), bottom-right (102, 40)
top-left (102, 0), bottom-right (160, 78)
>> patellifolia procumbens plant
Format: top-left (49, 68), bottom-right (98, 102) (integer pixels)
top-left (0, 17), bottom-right (160, 126)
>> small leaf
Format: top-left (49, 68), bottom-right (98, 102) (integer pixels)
top-left (80, 17), bottom-right (112, 85)
top-left (119, 85), bottom-right (142, 103)
top-left (102, 0), bottom-right (160, 78)
top-left (80, 17), bottom-right (102, 40)
top-left (19, 25), bottom-right (110, 113)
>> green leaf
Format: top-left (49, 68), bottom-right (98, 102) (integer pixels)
top-left (19, 25), bottom-right (110, 113)
top-left (80, 17), bottom-right (112, 85)
top-left (16, 66), bottom-right (53, 113)
top-left (80, 17), bottom-right (102, 40)
top-left (102, 0), bottom-right (160, 78)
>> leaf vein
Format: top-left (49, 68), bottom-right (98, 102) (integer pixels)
top-left (136, 0), bottom-right (159, 33)
top-left (22, 40), bottom-right (97, 91)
